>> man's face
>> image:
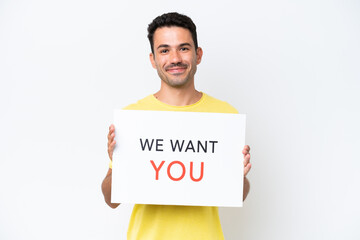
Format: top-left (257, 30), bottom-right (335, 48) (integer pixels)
top-left (150, 26), bottom-right (203, 88)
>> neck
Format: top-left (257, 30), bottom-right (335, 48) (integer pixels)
top-left (154, 81), bottom-right (202, 106)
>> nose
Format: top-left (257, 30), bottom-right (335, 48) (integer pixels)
top-left (170, 50), bottom-right (182, 64)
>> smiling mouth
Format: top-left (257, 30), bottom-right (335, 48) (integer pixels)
top-left (165, 63), bottom-right (188, 75)
top-left (166, 67), bottom-right (186, 74)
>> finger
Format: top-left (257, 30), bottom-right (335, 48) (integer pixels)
top-left (109, 140), bottom-right (116, 149)
top-left (108, 140), bottom-right (116, 160)
top-left (110, 132), bottom-right (115, 142)
top-left (108, 127), bottom-right (115, 141)
top-left (244, 163), bottom-right (252, 177)
top-left (108, 124), bottom-right (115, 134)
top-left (107, 133), bottom-right (115, 148)
top-left (107, 131), bottom-right (111, 141)
top-left (108, 143), bottom-right (115, 156)
top-left (108, 134), bottom-right (115, 147)
top-left (243, 153), bottom-right (250, 166)
top-left (242, 145), bottom-right (250, 155)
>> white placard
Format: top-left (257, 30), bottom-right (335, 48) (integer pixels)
top-left (111, 110), bottom-right (246, 207)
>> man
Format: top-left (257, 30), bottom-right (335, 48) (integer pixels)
top-left (101, 12), bottom-right (251, 240)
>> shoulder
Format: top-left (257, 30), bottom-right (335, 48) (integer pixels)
top-left (122, 95), bottom-right (156, 110)
top-left (202, 93), bottom-right (238, 114)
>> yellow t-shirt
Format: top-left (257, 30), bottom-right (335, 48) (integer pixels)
top-left (111, 93), bottom-right (238, 240)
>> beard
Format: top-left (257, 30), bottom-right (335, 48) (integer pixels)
top-left (157, 62), bottom-right (197, 88)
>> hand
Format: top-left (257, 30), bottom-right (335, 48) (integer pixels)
top-left (107, 124), bottom-right (116, 161)
top-left (242, 145), bottom-right (251, 177)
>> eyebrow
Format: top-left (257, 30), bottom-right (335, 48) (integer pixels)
top-left (179, 43), bottom-right (192, 48)
top-left (157, 43), bottom-right (192, 50)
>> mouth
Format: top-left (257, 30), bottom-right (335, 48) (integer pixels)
top-left (165, 63), bottom-right (188, 75)
top-left (166, 67), bottom-right (187, 75)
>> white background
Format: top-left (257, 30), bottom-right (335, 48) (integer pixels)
top-left (0, 0), bottom-right (359, 239)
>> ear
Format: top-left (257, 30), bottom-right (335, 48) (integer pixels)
top-left (149, 53), bottom-right (157, 69)
top-left (196, 47), bottom-right (203, 65)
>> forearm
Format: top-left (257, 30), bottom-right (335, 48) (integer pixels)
top-left (243, 177), bottom-right (250, 201)
top-left (101, 168), bottom-right (120, 208)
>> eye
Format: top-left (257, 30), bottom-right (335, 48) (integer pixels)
top-left (160, 49), bottom-right (169, 54)
top-left (180, 47), bottom-right (189, 52)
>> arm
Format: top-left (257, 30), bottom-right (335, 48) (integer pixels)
top-left (101, 124), bottom-right (120, 208)
top-left (242, 145), bottom-right (251, 201)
